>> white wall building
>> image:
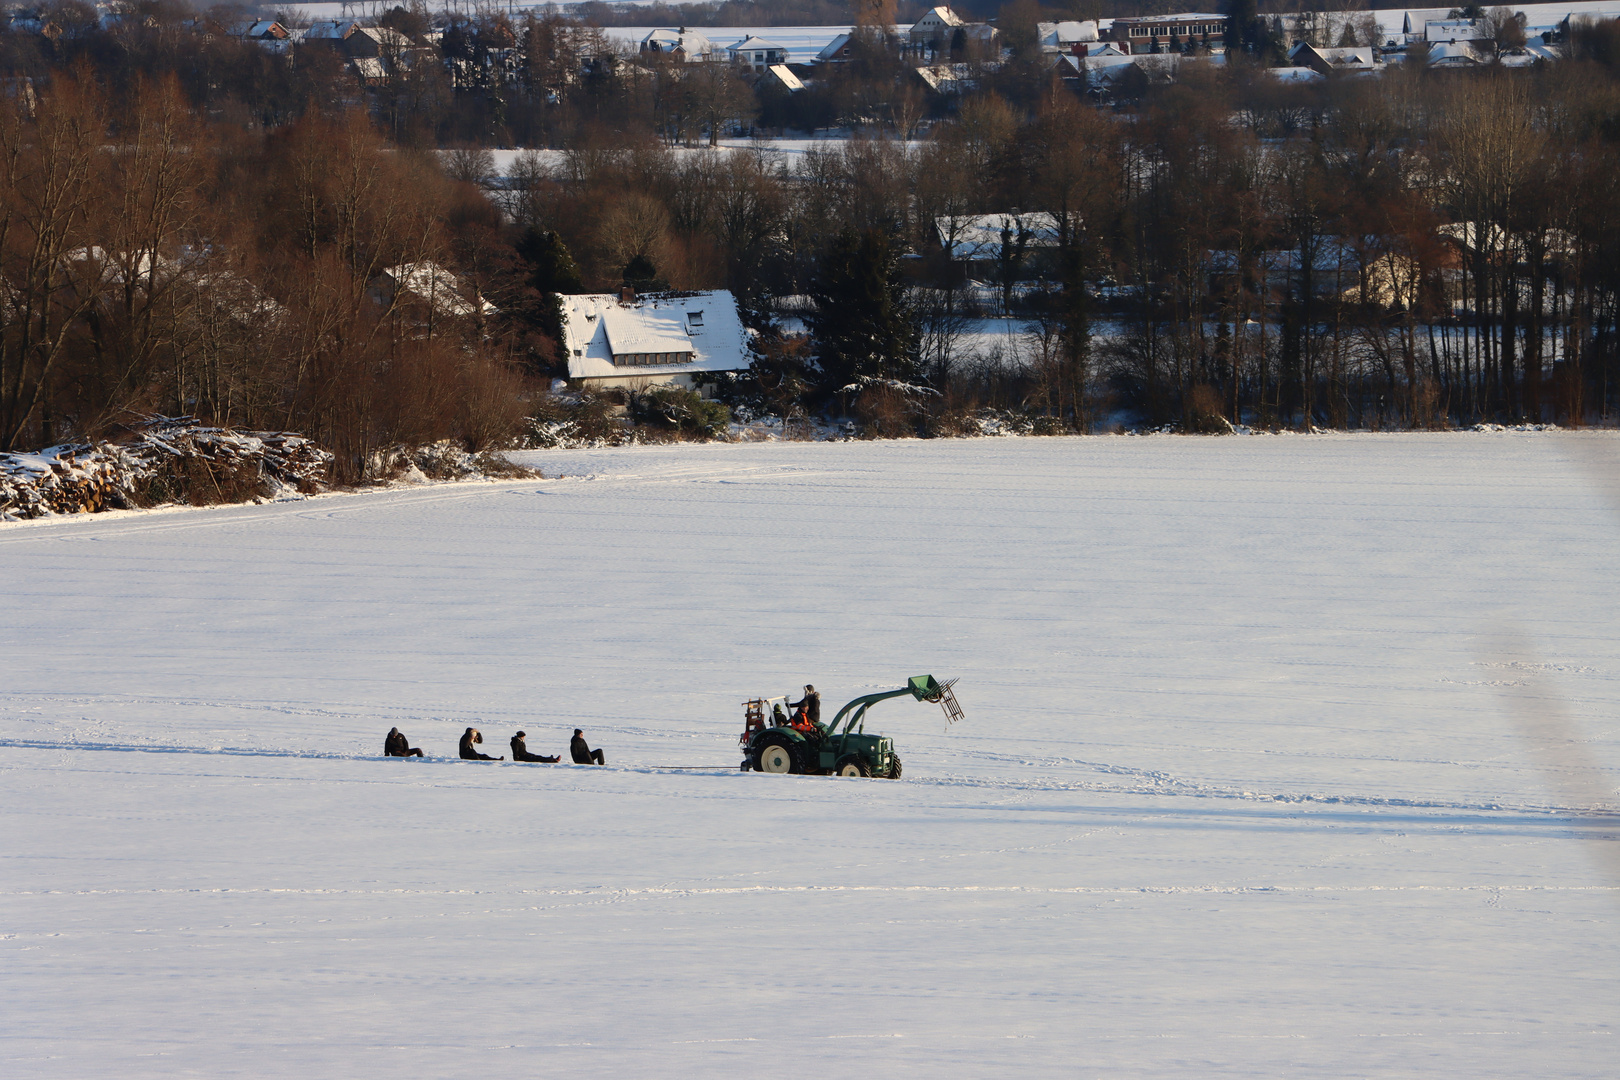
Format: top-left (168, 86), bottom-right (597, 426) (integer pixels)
top-left (560, 291), bottom-right (750, 392)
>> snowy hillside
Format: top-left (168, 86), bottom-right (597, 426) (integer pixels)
top-left (3, 434), bottom-right (1618, 1077)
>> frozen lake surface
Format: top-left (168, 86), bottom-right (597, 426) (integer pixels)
top-left (3, 433), bottom-right (1618, 1077)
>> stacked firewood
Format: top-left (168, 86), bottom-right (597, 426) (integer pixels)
top-left (0, 418), bottom-right (334, 520)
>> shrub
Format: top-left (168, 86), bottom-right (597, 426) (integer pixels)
top-left (635, 387), bottom-right (731, 441)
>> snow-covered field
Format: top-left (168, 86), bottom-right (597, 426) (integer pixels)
top-left (4, 434), bottom-right (1618, 1078)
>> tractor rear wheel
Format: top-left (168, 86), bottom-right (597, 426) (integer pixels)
top-left (755, 733), bottom-right (800, 774)
top-left (887, 754), bottom-right (902, 779)
top-left (835, 756), bottom-right (871, 778)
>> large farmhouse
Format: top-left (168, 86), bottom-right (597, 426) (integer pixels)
top-left (559, 290), bottom-right (750, 393)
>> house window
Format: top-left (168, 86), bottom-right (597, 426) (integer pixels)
top-left (687, 311), bottom-right (704, 327)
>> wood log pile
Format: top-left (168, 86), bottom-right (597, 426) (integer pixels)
top-left (1, 418), bottom-right (334, 521)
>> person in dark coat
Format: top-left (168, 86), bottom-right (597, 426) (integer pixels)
top-left (460, 727), bottom-right (503, 760)
top-left (384, 727), bottom-right (423, 757)
top-left (511, 731), bottom-right (559, 763)
top-left (570, 728), bottom-right (605, 765)
top-left (789, 685), bottom-right (821, 726)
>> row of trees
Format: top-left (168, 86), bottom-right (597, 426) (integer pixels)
top-left (0, 74), bottom-right (539, 474)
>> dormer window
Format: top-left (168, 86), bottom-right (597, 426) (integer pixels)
top-left (687, 310), bottom-right (704, 328)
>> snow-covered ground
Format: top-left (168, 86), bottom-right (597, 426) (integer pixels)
top-left (4, 434), bottom-right (1618, 1077)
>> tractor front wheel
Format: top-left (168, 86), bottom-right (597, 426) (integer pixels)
top-left (835, 756), bottom-right (871, 778)
top-left (887, 754), bottom-right (902, 779)
top-left (755, 733), bottom-right (800, 774)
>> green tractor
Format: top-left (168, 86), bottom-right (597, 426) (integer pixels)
top-left (740, 675), bottom-right (964, 778)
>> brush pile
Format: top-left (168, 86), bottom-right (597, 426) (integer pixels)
top-left (1, 418), bottom-right (333, 520)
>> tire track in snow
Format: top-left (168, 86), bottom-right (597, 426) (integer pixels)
top-left (2, 736), bottom-right (1615, 820)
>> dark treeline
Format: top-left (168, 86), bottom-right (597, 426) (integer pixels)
top-left (6, 8), bottom-right (1620, 468)
top-left (0, 73), bottom-right (536, 475)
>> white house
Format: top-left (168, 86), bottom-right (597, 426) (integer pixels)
top-left (910, 6), bottom-right (965, 48)
top-left (726, 36), bottom-right (787, 71)
top-left (560, 290), bottom-right (750, 392)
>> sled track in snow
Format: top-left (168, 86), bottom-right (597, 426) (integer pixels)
top-left (2, 736), bottom-right (1616, 822)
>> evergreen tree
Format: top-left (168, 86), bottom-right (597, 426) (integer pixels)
top-left (1225, 0), bottom-right (1260, 54)
top-left (807, 228), bottom-right (919, 396)
top-left (515, 228), bottom-right (582, 341)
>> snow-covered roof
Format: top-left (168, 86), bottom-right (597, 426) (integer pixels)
top-left (642, 27), bottom-right (716, 58)
top-left (1271, 65), bottom-right (1326, 81)
top-left (936, 214), bottom-right (1063, 260)
top-left (1112, 12), bottom-right (1227, 25)
top-left (816, 32), bottom-right (852, 61)
top-left (1427, 40), bottom-right (1488, 64)
top-left (766, 64), bottom-right (805, 92)
top-left (727, 36), bottom-right (784, 53)
top-left (374, 262), bottom-right (491, 319)
top-left (1402, 9), bottom-right (1455, 34)
top-left (1425, 18), bottom-right (1489, 41)
top-left (304, 20), bottom-right (358, 41)
top-left (1289, 42), bottom-right (1378, 67)
top-left (913, 7), bottom-right (966, 30)
top-left (915, 63), bottom-right (978, 92)
top-left (235, 19), bottom-right (286, 39)
top-left (1038, 20), bottom-right (1100, 47)
top-left (354, 26), bottom-right (413, 48)
top-left (561, 291), bottom-right (749, 380)
top-left (351, 57), bottom-right (389, 81)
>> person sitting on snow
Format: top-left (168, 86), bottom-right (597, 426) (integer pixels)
top-left (510, 731), bottom-right (559, 763)
top-left (460, 727), bottom-right (502, 761)
top-left (570, 728), bottom-right (605, 766)
top-left (384, 727), bottom-right (423, 757)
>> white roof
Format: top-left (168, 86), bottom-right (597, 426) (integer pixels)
top-left (767, 64), bottom-right (805, 91)
top-left (304, 20), bottom-right (357, 40)
top-left (1113, 12), bottom-right (1226, 23)
top-left (1427, 40), bottom-right (1488, 63)
top-left (1289, 43), bottom-right (1377, 65)
top-left (1402, 9), bottom-right (1454, 33)
top-left (561, 291), bottom-right (749, 380)
top-left (1038, 20), bottom-right (1100, 46)
top-left (1425, 18), bottom-right (1489, 41)
top-left (728, 36), bottom-right (784, 52)
top-left (378, 263), bottom-right (489, 318)
top-left (915, 63), bottom-right (977, 92)
top-left (817, 32), bottom-right (852, 61)
top-left (914, 7), bottom-right (966, 28)
top-left (1269, 65), bottom-right (1326, 82)
top-left (642, 28), bottom-right (715, 56)
top-left (936, 213), bottom-right (1063, 260)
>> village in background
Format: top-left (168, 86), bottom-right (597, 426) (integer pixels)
top-left (5, 0), bottom-right (1620, 515)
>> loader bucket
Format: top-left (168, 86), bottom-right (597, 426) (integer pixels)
top-left (908, 675), bottom-right (965, 725)
top-left (908, 675), bottom-right (942, 700)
